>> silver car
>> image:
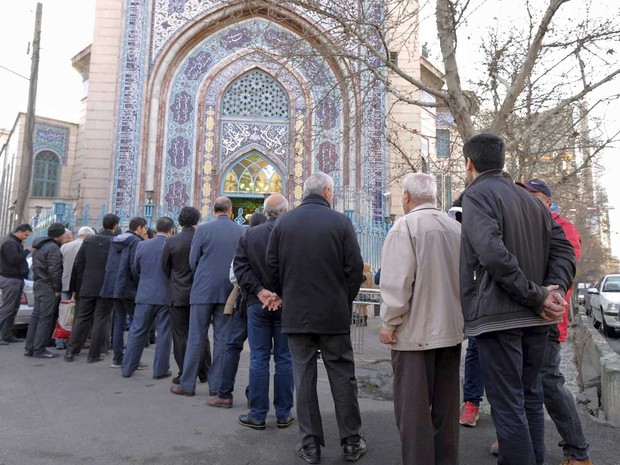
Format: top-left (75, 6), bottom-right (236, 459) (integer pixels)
top-left (0, 257), bottom-right (34, 330)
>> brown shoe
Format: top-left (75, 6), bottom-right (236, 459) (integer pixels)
top-left (170, 385), bottom-right (195, 397)
top-left (562, 459), bottom-right (593, 465)
top-left (206, 396), bottom-right (232, 408)
top-left (490, 440), bottom-right (498, 455)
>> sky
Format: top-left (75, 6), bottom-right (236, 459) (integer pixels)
top-left (0, 0), bottom-right (618, 259)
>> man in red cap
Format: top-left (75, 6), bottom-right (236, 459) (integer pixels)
top-left (517, 178), bottom-right (591, 465)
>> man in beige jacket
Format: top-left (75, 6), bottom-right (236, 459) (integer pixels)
top-left (379, 172), bottom-right (463, 465)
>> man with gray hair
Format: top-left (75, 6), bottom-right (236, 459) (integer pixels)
top-left (266, 173), bottom-right (366, 463)
top-left (60, 226), bottom-right (95, 300)
top-left (232, 193), bottom-right (294, 429)
top-left (379, 172), bottom-right (463, 465)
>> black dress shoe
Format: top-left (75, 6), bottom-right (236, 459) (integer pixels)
top-left (64, 353), bottom-right (75, 362)
top-left (24, 351), bottom-right (33, 357)
top-left (6, 335), bottom-right (24, 343)
top-left (296, 444), bottom-right (321, 464)
top-left (87, 355), bottom-right (104, 363)
top-left (343, 437), bottom-right (367, 462)
top-left (238, 413), bottom-right (266, 430)
top-left (153, 371), bottom-right (172, 380)
top-left (276, 415), bottom-right (296, 429)
top-left (172, 376), bottom-right (180, 385)
top-left (34, 350), bottom-right (60, 359)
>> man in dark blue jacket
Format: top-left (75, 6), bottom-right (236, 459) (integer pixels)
top-left (161, 207), bottom-right (211, 385)
top-left (25, 223), bottom-right (68, 358)
top-left (0, 224), bottom-right (33, 345)
top-left (122, 217), bottom-right (174, 378)
top-left (170, 197), bottom-right (244, 397)
top-left (232, 193), bottom-right (294, 430)
top-left (101, 217), bottom-right (147, 367)
top-left (65, 214), bottom-right (120, 363)
top-left (459, 133), bottom-right (576, 465)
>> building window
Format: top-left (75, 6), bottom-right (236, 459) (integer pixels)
top-left (436, 173), bottom-right (452, 212)
top-left (389, 51), bottom-right (398, 67)
top-left (436, 129), bottom-right (450, 158)
top-left (223, 152), bottom-right (284, 195)
top-left (221, 69), bottom-right (290, 119)
top-left (32, 151), bottom-right (60, 197)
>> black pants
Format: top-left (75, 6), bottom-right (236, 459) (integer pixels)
top-left (25, 288), bottom-right (60, 355)
top-left (477, 326), bottom-right (548, 465)
top-left (287, 333), bottom-right (362, 448)
top-left (392, 346), bottom-right (461, 465)
top-left (67, 296), bottom-right (114, 359)
top-left (169, 305), bottom-right (211, 379)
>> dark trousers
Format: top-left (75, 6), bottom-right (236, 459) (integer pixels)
top-left (477, 326), bottom-right (549, 465)
top-left (169, 305), bottom-right (211, 379)
top-left (25, 288), bottom-right (60, 355)
top-left (219, 308), bottom-right (248, 399)
top-left (392, 346), bottom-right (460, 465)
top-left (67, 296), bottom-right (114, 359)
top-left (463, 337), bottom-right (484, 405)
top-left (122, 304), bottom-right (172, 378)
top-left (112, 299), bottom-right (135, 364)
top-left (541, 339), bottom-right (590, 461)
top-left (287, 333), bottom-right (362, 447)
top-left (0, 276), bottom-right (24, 339)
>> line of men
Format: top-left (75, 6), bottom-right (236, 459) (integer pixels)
top-left (2, 174), bottom-right (367, 464)
top-left (379, 133), bottom-right (586, 465)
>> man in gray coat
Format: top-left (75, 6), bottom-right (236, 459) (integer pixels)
top-left (171, 197), bottom-right (244, 397)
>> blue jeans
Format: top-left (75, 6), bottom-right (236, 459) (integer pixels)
top-left (121, 304), bottom-right (172, 378)
top-left (541, 339), bottom-right (590, 461)
top-left (180, 303), bottom-right (229, 393)
top-left (246, 303), bottom-right (294, 422)
top-left (112, 299), bottom-right (135, 364)
top-left (477, 326), bottom-right (548, 465)
top-left (463, 337), bottom-right (484, 405)
top-left (219, 308), bottom-right (247, 399)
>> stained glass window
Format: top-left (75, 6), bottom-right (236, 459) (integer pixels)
top-left (222, 69), bottom-right (289, 119)
top-left (32, 151), bottom-right (60, 197)
top-left (223, 153), bottom-right (283, 195)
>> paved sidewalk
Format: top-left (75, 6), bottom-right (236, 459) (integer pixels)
top-left (0, 317), bottom-right (617, 464)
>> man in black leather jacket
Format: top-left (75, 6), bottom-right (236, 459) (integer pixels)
top-left (25, 223), bottom-right (69, 358)
top-left (459, 133), bottom-right (576, 465)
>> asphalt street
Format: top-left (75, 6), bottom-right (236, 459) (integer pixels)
top-left (1, 321), bottom-right (619, 465)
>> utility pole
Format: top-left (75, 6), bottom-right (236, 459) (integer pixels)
top-left (14, 2), bottom-right (42, 228)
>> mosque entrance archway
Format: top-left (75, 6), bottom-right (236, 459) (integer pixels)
top-left (222, 151), bottom-right (284, 222)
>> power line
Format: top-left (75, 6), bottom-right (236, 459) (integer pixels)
top-left (0, 64), bottom-right (30, 81)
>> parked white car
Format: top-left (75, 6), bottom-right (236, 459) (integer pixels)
top-left (589, 274), bottom-right (620, 337)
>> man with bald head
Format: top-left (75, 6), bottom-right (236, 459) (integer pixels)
top-left (171, 196), bottom-right (245, 397)
top-left (229, 193), bottom-right (294, 429)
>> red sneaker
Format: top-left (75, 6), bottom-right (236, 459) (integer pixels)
top-left (459, 401), bottom-right (480, 427)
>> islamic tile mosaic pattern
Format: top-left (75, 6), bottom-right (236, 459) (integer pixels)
top-left (34, 123), bottom-right (69, 164)
top-left (161, 18), bottom-right (345, 214)
top-left (222, 69), bottom-right (290, 118)
top-left (150, 0), bottom-right (335, 67)
top-left (113, 0), bottom-right (148, 216)
top-left (116, 1), bottom-right (386, 218)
